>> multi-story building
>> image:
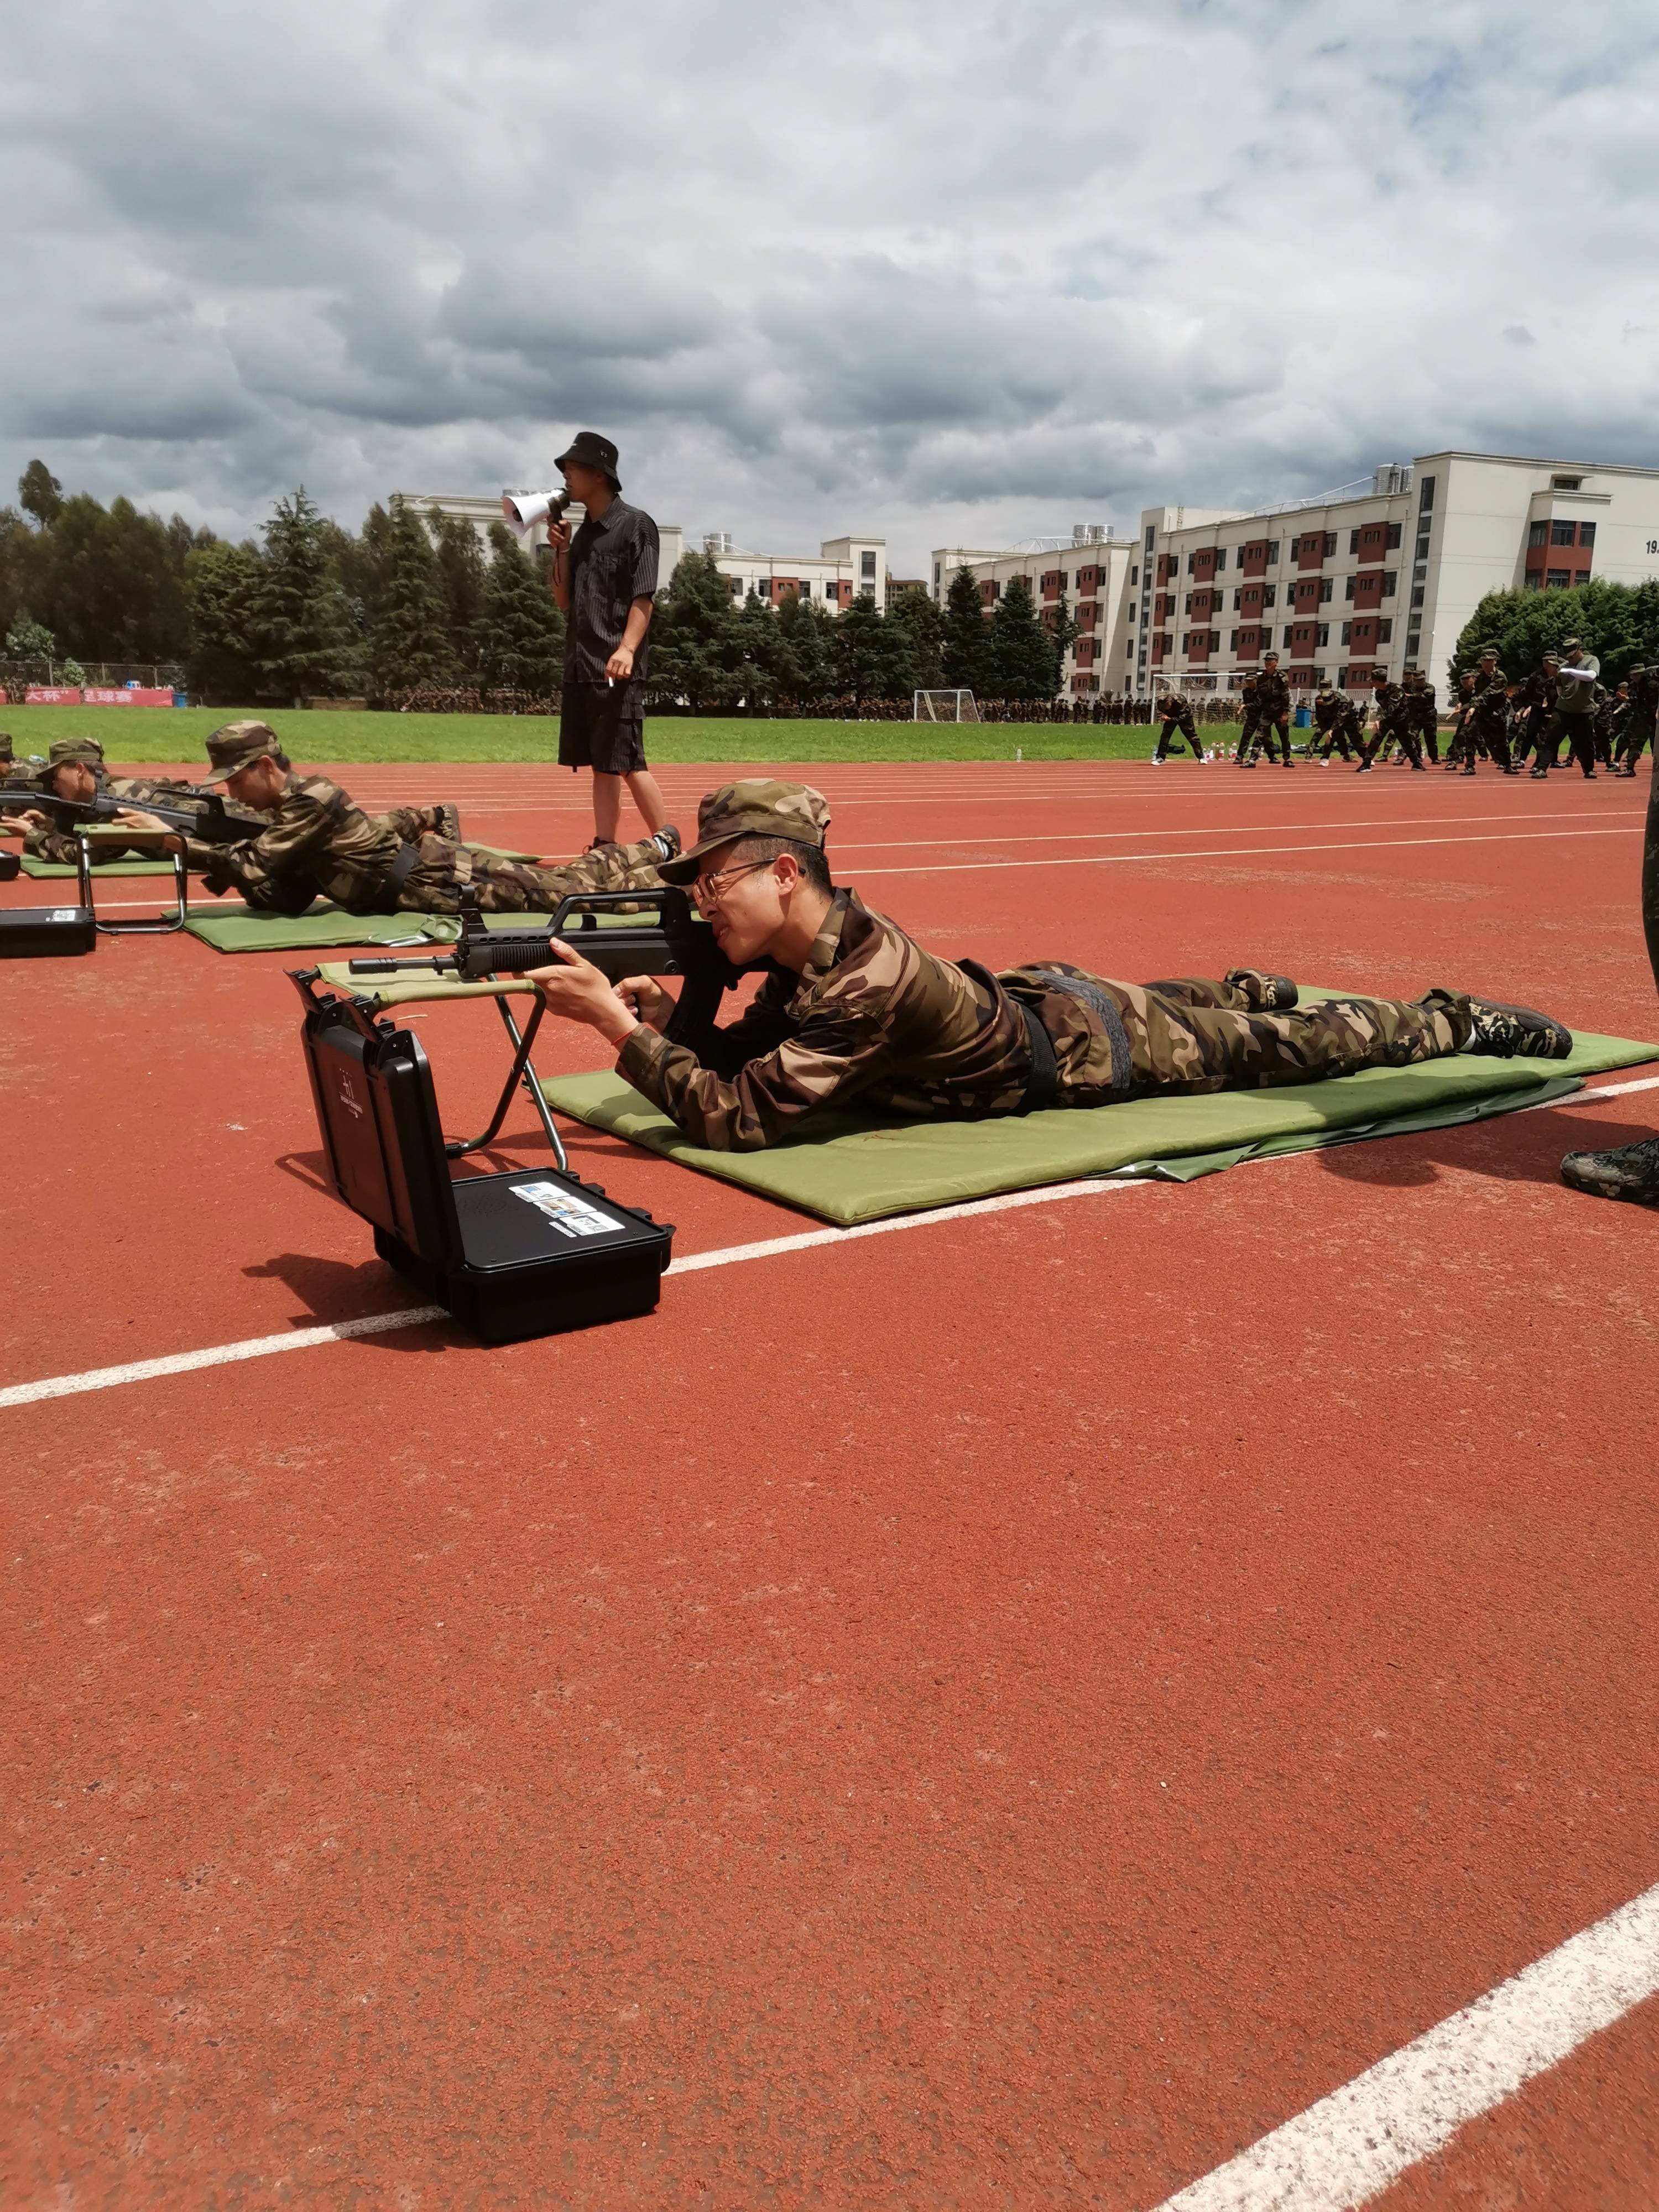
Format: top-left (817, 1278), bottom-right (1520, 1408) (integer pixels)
top-left (927, 525), bottom-right (1138, 696)
top-left (700, 531), bottom-right (889, 609)
top-left (1136, 450), bottom-right (1659, 699)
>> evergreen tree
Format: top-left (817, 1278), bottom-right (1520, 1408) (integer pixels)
top-left (371, 495), bottom-right (454, 691)
top-left (184, 540), bottom-right (267, 703)
top-left (774, 589), bottom-right (835, 706)
top-left (1450, 576), bottom-right (1644, 687)
top-left (886, 586), bottom-right (947, 693)
top-left (988, 574), bottom-right (1061, 700)
top-left (646, 551), bottom-right (743, 711)
top-left (255, 487), bottom-right (361, 701)
top-left (834, 591), bottom-right (914, 707)
top-left (477, 521), bottom-right (564, 693)
top-left (428, 509), bottom-right (489, 676)
top-left (735, 589), bottom-right (782, 712)
top-left (942, 561), bottom-right (990, 693)
top-left (18, 460), bottom-right (64, 529)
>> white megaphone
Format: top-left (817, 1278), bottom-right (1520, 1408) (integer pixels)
top-left (501, 488), bottom-right (572, 538)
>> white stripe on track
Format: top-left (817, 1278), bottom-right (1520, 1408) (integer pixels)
top-left (1150, 1879), bottom-right (1659, 2212)
top-left (8, 1075), bottom-right (1659, 1410)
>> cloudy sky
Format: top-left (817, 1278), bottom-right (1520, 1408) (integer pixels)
top-left (7, 0), bottom-right (1659, 572)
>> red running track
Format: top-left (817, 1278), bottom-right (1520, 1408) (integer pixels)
top-left (3, 756), bottom-right (1657, 2206)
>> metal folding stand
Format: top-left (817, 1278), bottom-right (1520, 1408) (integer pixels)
top-left (76, 830), bottom-right (191, 935)
top-left (446, 990), bottom-right (570, 1172)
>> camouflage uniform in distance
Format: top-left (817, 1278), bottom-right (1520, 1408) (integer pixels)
top-left (1618, 666), bottom-right (1659, 774)
top-left (1311, 686), bottom-right (1361, 761)
top-left (1360, 679), bottom-right (1418, 768)
top-left (1591, 682), bottom-right (1617, 768)
top-left (1239, 666), bottom-right (1292, 765)
top-left (0, 733), bottom-right (36, 788)
top-left (620, 885), bottom-right (1480, 1152)
top-left (1468, 660), bottom-right (1514, 772)
top-left (1445, 675), bottom-right (1481, 773)
top-left (1234, 674), bottom-right (1260, 762)
top-left (1511, 666), bottom-right (1557, 770)
top-left (1406, 672), bottom-right (1440, 764)
top-left (1153, 692), bottom-right (1202, 759)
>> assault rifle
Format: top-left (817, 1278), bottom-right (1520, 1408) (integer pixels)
top-left (347, 885), bottom-right (761, 1046)
top-left (0, 785), bottom-right (260, 847)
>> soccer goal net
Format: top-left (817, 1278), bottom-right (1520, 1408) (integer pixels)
top-left (914, 690), bottom-right (980, 722)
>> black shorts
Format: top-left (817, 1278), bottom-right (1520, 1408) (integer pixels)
top-left (559, 681), bottom-right (647, 775)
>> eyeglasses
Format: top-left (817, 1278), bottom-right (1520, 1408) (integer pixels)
top-left (691, 857), bottom-right (774, 909)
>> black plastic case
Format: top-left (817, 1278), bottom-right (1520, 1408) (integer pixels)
top-left (297, 983), bottom-right (674, 1344)
top-left (0, 905), bottom-right (97, 957)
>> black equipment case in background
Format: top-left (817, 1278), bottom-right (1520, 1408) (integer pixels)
top-left (291, 972), bottom-right (674, 1344)
top-left (0, 903), bottom-right (97, 957)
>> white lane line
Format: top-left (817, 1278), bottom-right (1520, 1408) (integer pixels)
top-left (1150, 1879), bottom-right (1659, 2212)
top-left (7, 1067), bottom-right (1657, 1410)
top-left (44, 823), bottom-right (1645, 915)
top-left (857, 826), bottom-right (1642, 878)
top-left (0, 1177), bottom-right (1145, 1407)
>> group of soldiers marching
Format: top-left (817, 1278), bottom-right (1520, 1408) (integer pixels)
top-left (1151, 643), bottom-right (1659, 778)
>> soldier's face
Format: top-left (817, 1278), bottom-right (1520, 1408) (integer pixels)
top-left (697, 841), bottom-right (796, 962)
top-left (51, 763), bottom-right (97, 801)
top-left (226, 758), bottom-right (285, 810)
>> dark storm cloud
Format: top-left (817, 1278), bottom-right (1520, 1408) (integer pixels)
top-left (3, 0), bottom-right (1658, 564)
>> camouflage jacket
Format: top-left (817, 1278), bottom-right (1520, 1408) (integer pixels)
top-left (186, 773), bottom-right (440, 914)
top-left (1253, 671), bottom-right (1291, 719)
top-left (617, 888), bottom-right (1129, 1151)
top-left (1160, 695), bottom-right (1196, 731)
top-left (1628, 668), bottom-right (1659, 732)
top-left (1373, 681), bottom-right (1406, 729)
top-left (1408, 680), bottom-right (1437, 729)
top-left (1311, 693), bottom-right (1344, 730)
top-left (25, 773), bottom-right (260, 865)
top-left (1469, 666), bottom-right (1510, 727)
top-left (1515, 670), bottom-right (1557, 716)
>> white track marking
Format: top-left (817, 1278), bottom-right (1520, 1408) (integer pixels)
top-left (44, 823), bottom-right (1646, 914)
top-left (1150, 1879), bottom-right (1659, 2212)
top-left (6, 1071), bottom-right (1657, 1408)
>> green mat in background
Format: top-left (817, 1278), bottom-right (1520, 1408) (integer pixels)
top-left (537, 1027), bottom-right (1658, 1225)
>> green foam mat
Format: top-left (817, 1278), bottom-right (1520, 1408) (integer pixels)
top-left (22, 853), bottom-right (179, 877)
top-left (536, 1023), bottom-right (1658, 1225)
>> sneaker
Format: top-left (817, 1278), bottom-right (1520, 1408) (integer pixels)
top-left (1463, 997), bottom-right (1573, 1060)
top-left (650, 825), bottom-right (682, 863)
top-left (1560, 1135), bottom-right (1659, 1204)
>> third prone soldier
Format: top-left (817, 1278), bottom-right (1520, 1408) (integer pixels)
top-left (117, 721), bottom-right (679, 917)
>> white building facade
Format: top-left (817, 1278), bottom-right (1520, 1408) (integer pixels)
top-left (927, 526), bottom-right (1138, 697)
top-left (1132, 451), bottom-right (1659, 700)
top-left (700, 532), bottom-right (889, 609)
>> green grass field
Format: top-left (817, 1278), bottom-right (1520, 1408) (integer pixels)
top-left (1, 704), bottom-right (1232, 765)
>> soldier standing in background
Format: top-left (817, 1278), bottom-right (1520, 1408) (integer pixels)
top-left (1239, 653), bottom-right (1293, 766)
top-left (1359, 672), bottom-right (1421, 771)
top-left (1603, 682), bottom-right (1630, 770)
top-left (1445, 671), bottom-right (1480, 773)
top-left (1512, 655), bottom-right (1558, 773)
top-left (1405, 669), bottom-right (1440, 764)
top-left (1533, 637), bottom-right (1600, 780)
top-left (1234, 670), bottom-right (1260, 763)
top-left (1616, 665), bottom-right (1659, 775)
top-left (1466, 645), bottom-right (1516, 774)
top-left (1152, 688), bottom-right (1206, 763)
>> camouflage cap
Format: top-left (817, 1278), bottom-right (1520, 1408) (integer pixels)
top-left (47, 737), bottom-right (106, 771)
top-left (1542, 650), bottom-right (1562, 664)
top-left (1561, 637), bottom-right (1583, 653)
top-left (202, 718), bottom-right (285, 781)
top-left (1630, 665), bottom-right (1647, 679)
top-left (1262, 650), bottom-right (1279, 662)
top-left (1477, 643), bottom-right (1500, 658)
top-left (658, 779), bottom-right (831, 885)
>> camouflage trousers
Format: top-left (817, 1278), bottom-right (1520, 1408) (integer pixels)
top-left (1239, 715), bottom-right (1290, 764)
top-left (1153, 715), bottom-right (1202, 759)
top-left (1361, 721), bottom-right (1422, 768)
top-left (397, 831), bottom-right (665, 915)
top-left (1004, 965), bottom-right (1473, 1100)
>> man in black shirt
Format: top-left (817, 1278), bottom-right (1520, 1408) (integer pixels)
top-left (548, 430), bottom-right (669, 847)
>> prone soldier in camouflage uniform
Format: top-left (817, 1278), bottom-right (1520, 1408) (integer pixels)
top-left (116, 721), bottom-right (677, 917)
top-left (1152, 690), bottom-right (1205, 762)
top-left (524, 779), bottom-right (1574, 1154)
top-left (9, 737), bottom-right (267, 864)
top-left (1616, 665), bottom-right (1659, 774)
top-left (1238, 654), bottom-right (1293, 766)
top-left (1310, 684), bottom-right (1361, 763)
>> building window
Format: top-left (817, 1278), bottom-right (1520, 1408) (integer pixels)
top-left (1551, 476), bottom-right (1582, 491)
top-left (1323, 532), bottom-right (1337, 557)
top-left (1214, 549), bottom-right (1226, 571)
top-left (1579, 521), bottom-right (1597, 547)
top-left (1416, 530), bottom-right (1431, 560)
top-left (1348, 529), bottom-right (1361, 555)
top-left (1381, 571), bottom-right (1397, 597)
top-left (1345, 577), bottom-right (1356, 602)
top-left (1386, 523), bottom-right (1402, 549)
top-left (1550, 519), bottom-right (1575, 546)
top-left (1546, 568), bottom-right (1572, 588)
top-left (1418, 475), bottom-right (1436, 511)
top-left (729, 577), bottom-right (743, 597)
top-left (1128, 640), bottom-right (1136, 658)
top-left (1410, 585), bottom-right (1425, 609)
top-left (1524, 573), bottom-right (1542, 592)
top-left (1266, 542), bottom-right (1279, 564)
top-left (1342, 622), bottom-right (1352, 645)
top-left (1145, 526), bottom-right (1155, 551)
top-left (1378, 619), bottom-right (1393, 644)
top-left (1316, 624), bottom-right (1329, 647)
top-left (860, 551), bottom-right (877, 581)
top-left (1319, 577), bottom-right (1333, 603)
top-left (1528, 520), bottom-right (1548, 549)
top-left (1209, 631), bottom-right (1220, 651)
top-left (1129, 566), bottom-right (1138, 586)
top-left (1230, 630), bottom-right (1239, 650)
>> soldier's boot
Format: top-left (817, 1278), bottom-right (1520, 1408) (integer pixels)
top-left (1224, 969), bottom-right (1299, 1011)
top-left (1462, 997), bottom-right (1573, 1060)
top-left (1560, 1136), bottom-right (1659, 1205)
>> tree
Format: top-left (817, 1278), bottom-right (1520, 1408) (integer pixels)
top-left (886, 586), bottom-right (947, 693)
top-left (774, 589), bottom-right (836, 706)
top-left (28, 493), bottom-right (192, 663)
top-left (942, 562), bottom-right (990, 693)
top-left (647, 551), bottom-right (743, 711)
top-left (1451, 577), bottom-right (1644, 688)
top-left (988, 574), bottom-right (1061, 699)
top-left (255, 487), bottom-right (362, 702)
top-left (369, 496), bottom-right (454, 691)
top-left (427, 509), bottom-right (489, 676)
top-left (18, 460), bottom-right (63, 529)
top-left (833, 590), bottom-right (910, 707)
top-left (735, 589), bottom-right (783, 712)
top-left (6, 615), bottom-right (56, 666)
top-left (477, 521), bottom-right (565, 693)
top-left (185, 541), bottom-right (267, 703)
